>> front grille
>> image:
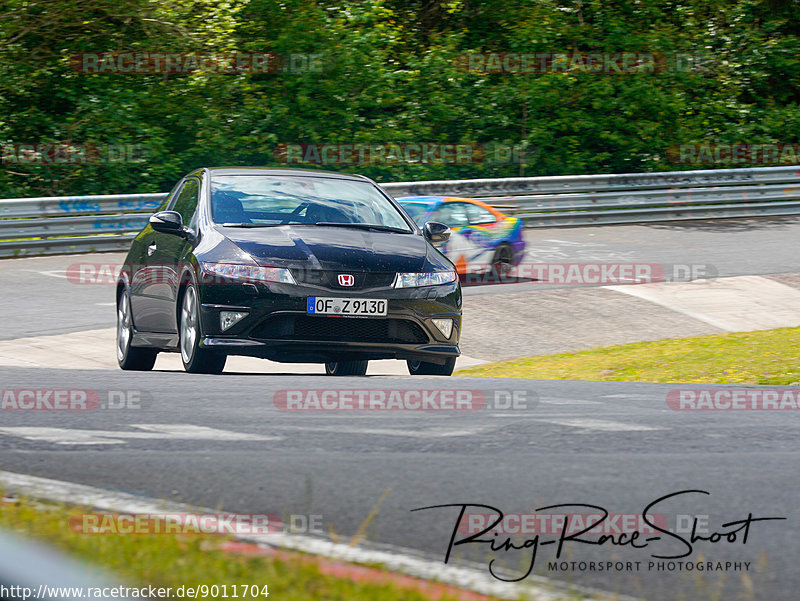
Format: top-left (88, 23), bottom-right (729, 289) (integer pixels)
top-left (290, 270), bottom-right (396, 290)
top-left (253, 315), bottom-right (428, 344)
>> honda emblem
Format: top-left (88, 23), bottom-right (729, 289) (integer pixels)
top-left (338, 274), bottom-right (354, 287)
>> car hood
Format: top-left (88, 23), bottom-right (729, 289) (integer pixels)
top-left (218, 225), bottom-right (428, 272)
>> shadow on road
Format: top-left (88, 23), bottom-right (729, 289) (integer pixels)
top-left (644, 215), bottom-right (800, 232)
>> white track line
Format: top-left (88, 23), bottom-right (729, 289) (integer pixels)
top-left (0, 425), bottom-right (279, 445)
top-left (0, 470), bottom-right (639, 601)
top-left (606, 275), bottom-right (800, 332)
top-left (540, 399), bottom-right (603, 405)
top-left (533, 418), bottom-right (664, 432)
top-left (277, 424), bottom-right (500, 438)
top-left (0, 327), bottom-right (487, 374)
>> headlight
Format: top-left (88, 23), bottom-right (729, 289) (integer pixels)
top-left (201, 262), bottom-right (296, 285)
top-left (394, 270), bottom-right (457, 288)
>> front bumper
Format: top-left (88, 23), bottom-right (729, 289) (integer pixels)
top-left (195, 279), bottom-right (462, 364)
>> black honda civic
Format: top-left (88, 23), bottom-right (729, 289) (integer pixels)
top-left (116, 167), bottom-right (462, 375)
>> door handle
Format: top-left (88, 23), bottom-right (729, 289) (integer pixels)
top-left (147, 243), bottom-right (157, 256)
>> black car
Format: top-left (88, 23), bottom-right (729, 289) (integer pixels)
top-left (116, 168), bottom-right (462, 376)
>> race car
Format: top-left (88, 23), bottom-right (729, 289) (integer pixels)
top-left (396, 196), bottom-right (525, 277)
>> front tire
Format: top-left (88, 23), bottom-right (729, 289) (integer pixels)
top-left (117, 288), bottom-right (157, 371)
top-left (407, 357), bottom-right (456, 376)
top-left (180, 284), bottom-right (226, 374)
top-left (325, 360), bottom-right (368, 376)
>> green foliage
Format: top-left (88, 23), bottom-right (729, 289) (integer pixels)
top-left (0, 0), bottom-right (799, 196)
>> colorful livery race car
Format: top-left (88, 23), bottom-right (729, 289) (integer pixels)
top-left (397, 196), bottom-right (525, 276)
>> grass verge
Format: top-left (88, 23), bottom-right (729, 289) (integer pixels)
top-left (457, 327), bottom-right (800, 384)
top-left (0, 496), bottom-right (497, 601)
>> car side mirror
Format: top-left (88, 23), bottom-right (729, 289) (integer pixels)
top-left (150, 211), bottom-right (197, 243)
top-left (150, 211), bottom-right (182, 232)
top-left (424, 221), bottom-right (451, 243)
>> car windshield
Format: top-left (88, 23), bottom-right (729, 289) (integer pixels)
top-left (398, 202), bottom-right (431, 224)
top-left (211, 175), bottom-right (413, 232)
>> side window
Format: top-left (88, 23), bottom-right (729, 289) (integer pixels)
top-left (170, 178), bottom-right (200, 227)
top-left (465, 203), bottom-right (497, 225)
top-left (430, 203), bottom-right (469, 228)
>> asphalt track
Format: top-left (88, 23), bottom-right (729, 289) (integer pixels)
top-left (0, 369), bottom-right (795, 600)
top-left (1, 218), bottom-right (800, 601)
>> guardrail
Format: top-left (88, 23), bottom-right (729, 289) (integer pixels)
top-left (0, 193), bottom-right (166, 257)
top-left (1, 165), bottom-right (799, 257)
top-left (383, 165), bottom-right (800, 226)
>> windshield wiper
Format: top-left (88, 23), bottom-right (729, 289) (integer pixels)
top-left (313, 222), bottom-right (411, 234)
top-left (219, 223), bottom-right (280, 228)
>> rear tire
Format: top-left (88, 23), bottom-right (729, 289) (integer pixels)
top-left (117, 288), bottom-right (157, 371)
top-left (180, 284), bottom-right (227, 374)
top-left (325, 360), bottom-right (369, 376)
top-left (491, 244), bottom-right (514, 281)
top-left (407, 357), bottom-right (456, 376)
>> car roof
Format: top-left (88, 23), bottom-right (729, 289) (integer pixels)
top-left (194, 167), bottom-right (372, 181)
top-left (396, 196), bottom-right (446, 205)
top-left (397, 196), bottom-right (488, 205)
top-left (398, 195), bottom-right (506, 217)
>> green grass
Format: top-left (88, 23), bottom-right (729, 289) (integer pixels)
top-left (0, 497), bottom-right (489, 601)
top-left (457, 327), bottom-right (800, 384)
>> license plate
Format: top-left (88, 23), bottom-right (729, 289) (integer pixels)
top-left (307, 297), bottom-right (388, 316)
